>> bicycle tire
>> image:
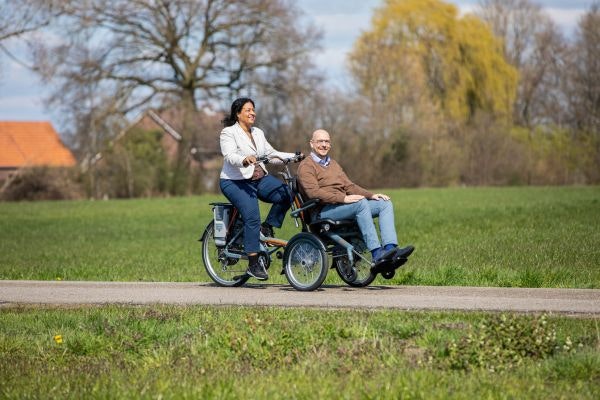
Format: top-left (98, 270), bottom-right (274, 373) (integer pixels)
top-left (283, 233), bottom-right (328, 291)
top-left (201, 221), bottom-right (249, 287)
top-left (334, 252), bottom-right (376, 287)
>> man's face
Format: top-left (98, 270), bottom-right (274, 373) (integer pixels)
top-left (310, 130), bottom-right (331, 158)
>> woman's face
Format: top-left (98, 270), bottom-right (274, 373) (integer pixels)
top-left (237, 102), bottom-right (256, 128)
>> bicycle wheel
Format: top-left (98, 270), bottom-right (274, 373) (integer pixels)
top-left (334, 249), bottom-right (376, 287)
top-left (283, 233), bottom-right (328, 291)
top-left (201, 221), bottom-right (249, 287)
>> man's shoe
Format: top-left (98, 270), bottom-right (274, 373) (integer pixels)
top-left (372, 247), bottom-right (398, 263)
top-left (260, 223), bottom-right (274, 238)
top-left (247, 262), bottom-right (268, 281)
top-left (395, 245), bottom-right (415, 259)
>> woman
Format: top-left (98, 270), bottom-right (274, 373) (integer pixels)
top-left (219, 97), bottom-right (296, 281)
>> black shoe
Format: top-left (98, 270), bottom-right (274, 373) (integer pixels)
top-left (395, 245), bottom-right (415, 259)
top-left (247, 262), bottom-right (268, 281)
top-left (260, 223), bottom-right (274, 238)
top-left (373, 247), bottom-right (398, 264)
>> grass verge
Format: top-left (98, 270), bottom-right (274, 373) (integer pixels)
top-left (1, 305), bottom-right (598, 399)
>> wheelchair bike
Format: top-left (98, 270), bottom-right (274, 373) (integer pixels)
top-left (200, 154), bottom-right (408, 291)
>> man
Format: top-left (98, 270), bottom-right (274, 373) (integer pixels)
top-left (296, 129), bottom-right (414, 266)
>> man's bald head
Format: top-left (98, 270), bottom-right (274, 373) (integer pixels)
top-left (310, 129), bottom-right (331, 158)
top-left (311, 129), bottom-right (330, 142)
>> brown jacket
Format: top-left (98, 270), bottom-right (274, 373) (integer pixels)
top-left (296, 156), bottom-right (373, 205)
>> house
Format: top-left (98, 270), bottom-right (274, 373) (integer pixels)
top-left (88, 108), bottom-right (222, 167)
top-left (0, 121), bottom-right (76, 182)
top-left (89, 108), bottom-right (223, 196)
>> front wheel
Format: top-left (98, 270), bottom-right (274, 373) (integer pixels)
top-left (282, 233), bottom-right (328, 291)
top-left (201, 221), bottom-right (249, 287)
top-left (335, 252), bottom-right (376, 287)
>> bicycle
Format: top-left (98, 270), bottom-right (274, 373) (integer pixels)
top-left (200, 153), bottom-right (409, 291)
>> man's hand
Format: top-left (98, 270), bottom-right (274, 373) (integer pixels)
top-left (344, 194), bottom-right (365, 203)
top-left (371, 193), bottom-right (390, 201)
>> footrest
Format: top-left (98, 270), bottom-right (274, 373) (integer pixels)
top-left (371, 256), bottom-right (408, 275)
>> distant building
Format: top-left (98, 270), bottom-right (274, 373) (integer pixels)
top-left (0, 121), bottom-right (76, 182)
top-left (88, 108), bottom-right (223, 196)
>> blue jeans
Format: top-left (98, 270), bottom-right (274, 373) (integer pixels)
top-left (220, 175), bottom-right (293, 253)
top-left (319, 199), bottom-right (398, 251)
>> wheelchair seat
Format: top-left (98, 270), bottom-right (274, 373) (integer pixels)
top-left (307, 218), bottom-right (355, 233)
top-left (291, 179), bottom-right (360, 235)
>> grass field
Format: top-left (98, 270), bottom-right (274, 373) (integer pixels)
top-left (1, 186), bottom-right (599, 398)
top-left (1, 186), bottom-right (599, 288)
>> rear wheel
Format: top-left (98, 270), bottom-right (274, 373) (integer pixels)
top-left (201, 222), bottom-right (249, 287)
top-left (283, 233), bottom-right (328, 291)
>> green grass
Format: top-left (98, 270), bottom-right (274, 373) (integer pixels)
top-left (1, 186), bottom-right (599, 287)
top-left (1, 187), bottom-right (599, 398)
top-left (1, 305), bottom-right (598, 399)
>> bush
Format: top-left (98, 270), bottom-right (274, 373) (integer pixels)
top-left (435, 314), bottom-right (578, 372)
top-left (95, 128), bottom-right (169, 198)
top-left (0, 167), bottom-right (84, 201)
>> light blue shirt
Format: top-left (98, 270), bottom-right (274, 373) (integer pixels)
top-left (310, 151), bottom-right (330, 167)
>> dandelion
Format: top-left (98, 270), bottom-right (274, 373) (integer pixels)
top-left (53, 334), bottom-right (63, 344)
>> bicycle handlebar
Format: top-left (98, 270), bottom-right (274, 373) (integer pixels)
top-left (255, 152), bottom-right (305, 165)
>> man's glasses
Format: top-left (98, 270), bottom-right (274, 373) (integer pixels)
top-left (312, 139), bottom-right (331, 145)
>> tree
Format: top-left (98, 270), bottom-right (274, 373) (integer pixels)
top-left (31, 0), bottom-right (321, 194)
top-left (0, 1), bottom-right (64, 77)
top-left (345, 0), bottom-right (518, 187)
top-left (566, 3), bottom-right (600, 182)
top-left (477, 0), bottom-right (567, 127)
top-left (348, 0), bottom-right (517, 124)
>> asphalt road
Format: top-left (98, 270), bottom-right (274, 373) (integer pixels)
top-left (1, 280), bottom-right (599, 315)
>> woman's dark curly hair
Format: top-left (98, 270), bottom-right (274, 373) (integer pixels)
top-left (222, 97), bottom-right (255, 127)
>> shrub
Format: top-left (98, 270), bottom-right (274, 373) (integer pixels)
top-left (436, 314), bottom-right (577, 372)
top-left (0, 167), bottom-right (84, 201)
top-left (95, 128), bottom-right (169, 198)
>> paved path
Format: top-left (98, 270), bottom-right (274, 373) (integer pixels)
top-left (1, 280), bottom-right (599, 315)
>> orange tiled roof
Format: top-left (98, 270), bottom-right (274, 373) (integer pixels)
top-left (0, 121), bottom-right (76, 168)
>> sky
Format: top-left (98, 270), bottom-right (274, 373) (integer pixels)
top-left (0, 0), bottom-right (595, 128)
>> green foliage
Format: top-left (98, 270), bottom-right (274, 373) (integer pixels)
top-left (511, 125), bottom-right (597, 184)
top-left (349, 0), bottom-right (517, 122)
top-left (438, 314), bottom-right (578, 372)
top-left (97, 128), bottom-right (169, 198)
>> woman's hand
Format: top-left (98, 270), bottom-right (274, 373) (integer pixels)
top-left (242, 155), bottom-right (257, 167)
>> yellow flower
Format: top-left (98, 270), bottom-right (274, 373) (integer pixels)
top-left (53, 335), bottom-right (63, 344)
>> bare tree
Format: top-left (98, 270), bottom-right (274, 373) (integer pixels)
top-left (0, 1), bottom-right (64, 77)
top-left (31, 0), bottom-right (321, 194)
top-left (568, 3), bottom-right (600, 135)
top-left (566, 3), bottom-right (600, 182)
top-left (477, 0), bottom-right (567, 127)
top-left (0, 0), bottom-right (63, 42)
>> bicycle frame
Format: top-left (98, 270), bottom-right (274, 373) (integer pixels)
top-left (212, 153), bottom-right (304, 263)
